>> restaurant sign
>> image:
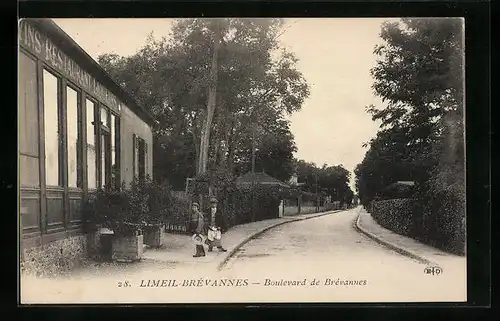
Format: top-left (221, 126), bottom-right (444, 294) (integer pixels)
top-left (19, 20), bottom-right (120, 112)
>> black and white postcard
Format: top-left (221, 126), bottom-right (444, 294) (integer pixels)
top-left (18, 17), bottom-right (467, 304)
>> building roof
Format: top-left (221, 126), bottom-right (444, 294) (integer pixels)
top-left (30, 19), bottom-right (158, 127)
top-left (235, 172), bottom-right (291, 188)
top-left (381, 181), bottom-right (416, 196)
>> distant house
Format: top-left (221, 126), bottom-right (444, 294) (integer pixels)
top-left (288, 173), bottom-right (298, 186)
top-left (19, 19), bottom-right (157, 270)
top-left (288, 172), bottom-right (305, 187)
top-left (379, 181), bottom-right (416, 199)
top-left (235, 171), bottom-right (291, 189)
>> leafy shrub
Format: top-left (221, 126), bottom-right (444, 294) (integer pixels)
top-left (167, 196), bottom-right (190, 226)
top-left (139, 175), bottom-right (172, 225)
top-left (83, 182), bottom-right (147, 237)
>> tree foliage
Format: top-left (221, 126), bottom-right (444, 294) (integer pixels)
top-left (294, 160), bottom-right (354, 205)
top-left (98, 18), bottom-right (310, 189)
top-left (355, 18), bottom-right (465, 253)
top-left (356, 18), bottom-right (464, 203)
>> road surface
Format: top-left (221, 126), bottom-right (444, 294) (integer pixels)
top-left (21, 208), bottom-right (466, 304)
top-left (220, 208), bottom-right (466, 303)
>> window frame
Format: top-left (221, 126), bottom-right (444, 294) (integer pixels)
top-left (84, 96), bottom-right (99, 191)
top-left (65, 81), bottom-right (84, 190)
top-left (19, 49), bottom-right (41, 188)
top-left (132, 134), bottom-right (147, 184)
top-left (41, 66), bottom-right (64, 188)
top-left (110, 111), bottom-right (121, 190)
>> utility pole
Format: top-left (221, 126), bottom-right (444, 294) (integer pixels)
top-left (315, 174), bottom-right (319, 212)
top-left (251, 130), bottom-right (257, 222)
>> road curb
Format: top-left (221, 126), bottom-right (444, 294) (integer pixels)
top-left (217, 209), bottom-right (344, 271)
top-left (354, 210), bottom-right (436, 266)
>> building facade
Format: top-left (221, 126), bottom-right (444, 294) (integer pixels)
top-left (18, 19), bottom-right (156, 272)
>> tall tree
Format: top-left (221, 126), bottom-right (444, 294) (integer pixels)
top-left (98, 18), bottom-right (310, 188)
top-left (355, 18), bottom-right (464, 218)
top-left (198, 19), bottom-right (223, 176)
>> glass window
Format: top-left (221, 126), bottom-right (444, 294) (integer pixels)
top-left (19, 51), bottom-right (40, 187)
top-left (101, 134), bottom-right (106, 188)
top-left (100, 107), bottom-right (108, 127)
top-left (86, 99), bottom-right (97, 189)
top-left (111, 114), bottom-right (119, 188)
top-left (133, 135), bottom-right (147, 183)
top-left (67, 86), bottom-right (81, 188)
top-left (111, 114), bottom-right (116, 168)
top-left (134, 135), bottom-right (140, 178)
top-left (43, 69), bottom-right (61, 186)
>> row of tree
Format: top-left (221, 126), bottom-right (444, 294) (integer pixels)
top-left (294, 160), bottom-right (354, 206)
top-left (354, 18), bottom-right (465, 253)
top-left (99, 18), bottom-right (354, 203)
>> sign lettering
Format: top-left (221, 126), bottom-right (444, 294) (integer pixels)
top-left (19, 20), bottom-right (121, 112)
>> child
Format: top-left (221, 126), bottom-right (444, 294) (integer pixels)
top-left (189, 202), bottom-right (206, 257)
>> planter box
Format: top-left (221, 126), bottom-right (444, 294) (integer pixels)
top-left (112, 234), bottom-right (144, 263)
top-left (144, 225), bottom-right (164, 248)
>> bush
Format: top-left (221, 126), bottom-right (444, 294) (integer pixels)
top-left (369, 187), bottom-right (465, 255)
top-left (371, 198), bottom-right (414, 236)
top-left (138, 175), bottom-right (172, 225)
top-left (167, 196), bottom-right (190, 226)
top-left (218, 185), bottom-right (282, 229)
top-left (417, 184), bottom-right (465, 254)
top-left (83, 182), bottom-right (147, 237)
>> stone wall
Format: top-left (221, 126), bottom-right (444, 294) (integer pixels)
top-left (283, 206), bottom-right (299, 216)
top-left (21, 234), bottom-right (90, 277)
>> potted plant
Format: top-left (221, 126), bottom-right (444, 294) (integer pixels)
top-left (108, 179), bottom-right (148, 262)
top-left (143, 176), bottom-right (171, 248)
top-left (86, 180), bottom-right (147, 263)
top-left (83, 188), bottom-right (118, 261)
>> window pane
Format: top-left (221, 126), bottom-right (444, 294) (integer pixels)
top-left (86, 99), bottom-right (96, 189)
top-left (43, 70), bottom-right (60, 186)
top-left (111, 114), bottom-right (116, 167)
top-left (19, 52), bottom-right (39, 158)
top-left (111, 114), bottom-right (118, 188)
top-left (67, 86), bottom-right (80, 188)
top-left (20, 155), bottom-right (40, 187)
top-left (101, 134), bottom-right (105, 187)
top-left (100, 107), bottom-right (108, 127)
top-left (134, 137), bottom-right (139, 178)
top-left (19, 52), bottom-right (40, 187)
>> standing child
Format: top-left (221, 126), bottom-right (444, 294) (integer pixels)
top-left (206, 197), bottom-right (227, 252)
top-left (189, 202), bottom-right (206, 257)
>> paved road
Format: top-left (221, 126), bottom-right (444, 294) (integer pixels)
top-left (221, 208), bottom-right (466, 303)
top-left (21, 208), bottom-right (465, 304)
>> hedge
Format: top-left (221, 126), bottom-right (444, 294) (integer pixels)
top-left (369, 192), bottom-right (465, 255)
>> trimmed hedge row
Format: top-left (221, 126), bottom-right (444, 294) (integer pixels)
top-left (369, 193), bottom-right (465, 255)
top-left (371, 199), bottom-right (414, 236)
top-left (218, 187), bottom-right (281, 229)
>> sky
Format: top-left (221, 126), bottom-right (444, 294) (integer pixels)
top-left (52, 18), bottom-right (397, 191)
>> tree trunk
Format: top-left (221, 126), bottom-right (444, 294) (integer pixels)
top-left (192, 127), bottom-right (200, 176)
top-left (197, 22), bottom-right (221, 176)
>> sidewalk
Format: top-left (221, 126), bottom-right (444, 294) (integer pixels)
top-left (144, 209), bottom-right (342, 271)
top-left (355, 207), bottom-right (466, 269)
